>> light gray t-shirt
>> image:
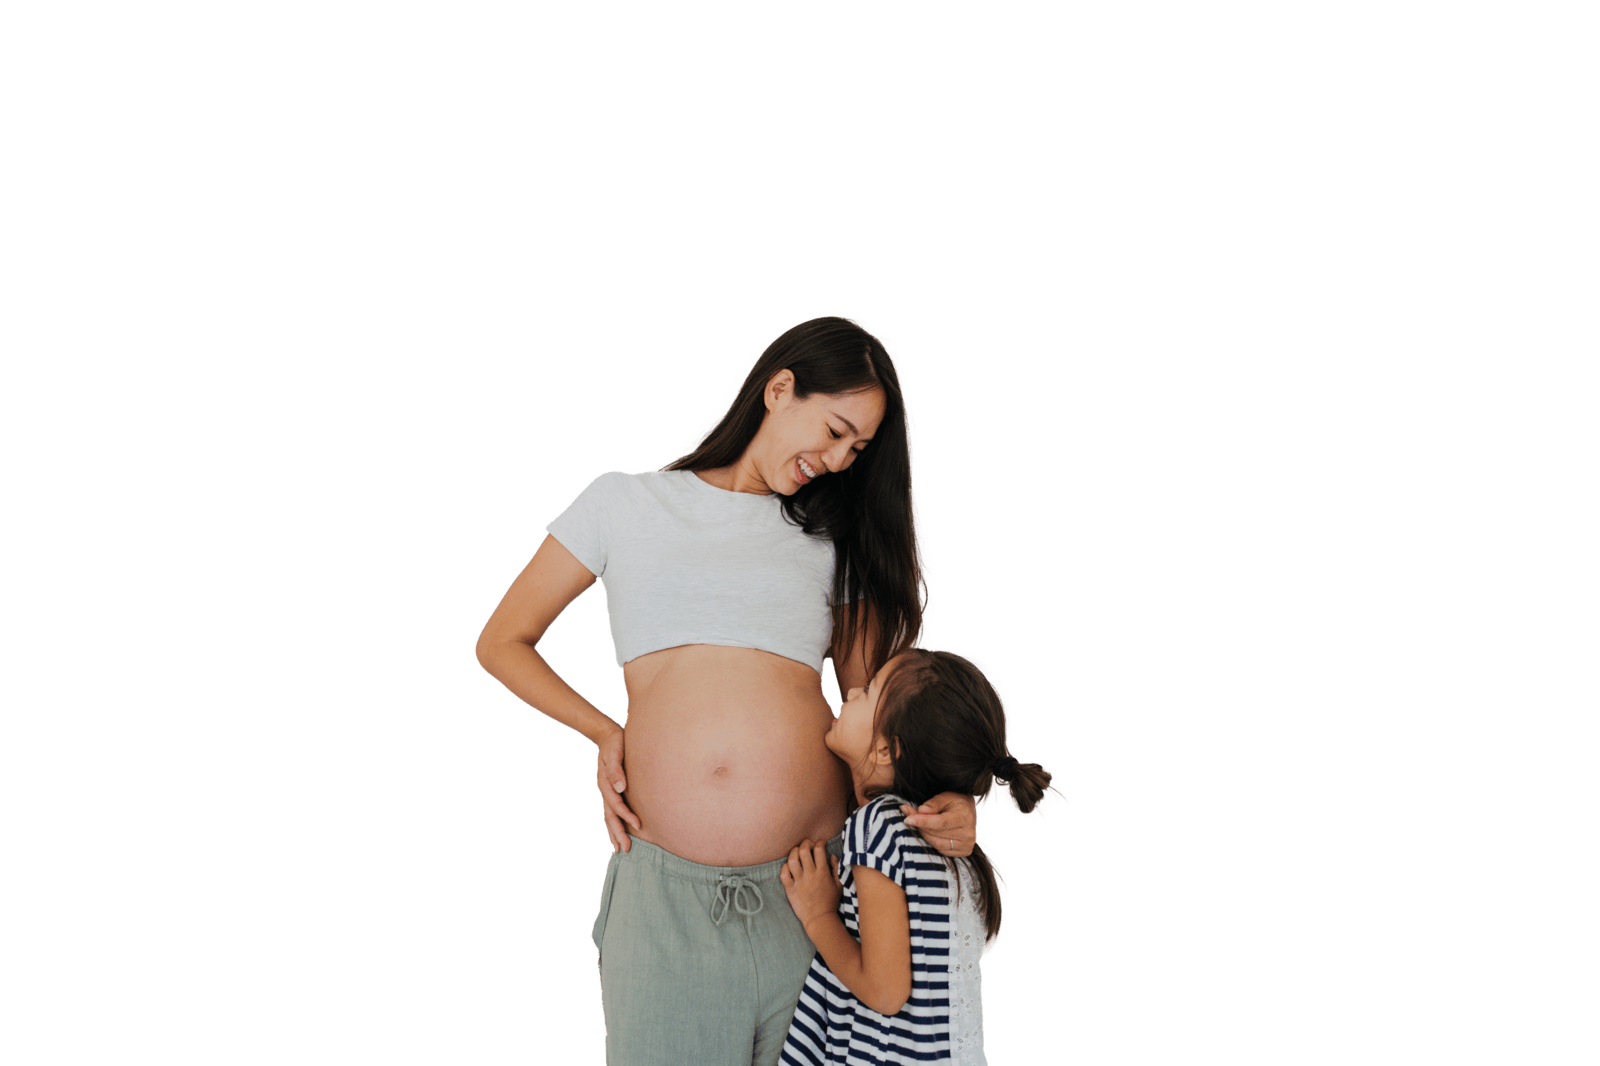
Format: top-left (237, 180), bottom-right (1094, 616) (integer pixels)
top-left (546, 469), bottom-right (844, 672)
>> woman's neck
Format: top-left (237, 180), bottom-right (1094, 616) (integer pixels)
top-left (694, 460), bottom-right (774, 495)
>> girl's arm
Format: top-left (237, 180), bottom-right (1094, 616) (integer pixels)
top-left (781, 841), bottom-right (913, 1017)
top-left (832, 604), bottom-right (979, 859)
top-left (476, 534), bottom-right (642, 852)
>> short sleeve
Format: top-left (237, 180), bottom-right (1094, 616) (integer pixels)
top-left (842, 795), bottom-right (913, 889)
top-left (546, 472), bottom-right (625, 578)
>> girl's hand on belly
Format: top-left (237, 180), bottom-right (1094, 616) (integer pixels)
top-left (597, 725), bottom-right (642, 853)
top-left (780, 839), bottom-right (842, 929)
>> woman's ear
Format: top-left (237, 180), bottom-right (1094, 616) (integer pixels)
top-left (765, 368), bottom-right (795, 411)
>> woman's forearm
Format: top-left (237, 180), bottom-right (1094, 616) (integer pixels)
top-left (477, 638), bottom-right (619, 745)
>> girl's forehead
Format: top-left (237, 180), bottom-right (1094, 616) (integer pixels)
top-left (874, 652), bottom-right (911, 686)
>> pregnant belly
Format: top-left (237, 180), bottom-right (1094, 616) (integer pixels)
top-left (621, 645), bottom-right (853, 866)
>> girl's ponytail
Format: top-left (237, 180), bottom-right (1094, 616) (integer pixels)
top-left (990, 755), bottom-right (1052, 814)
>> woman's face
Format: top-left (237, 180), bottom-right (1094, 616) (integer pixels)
top-left (757, 370), bottom-right (886, 495)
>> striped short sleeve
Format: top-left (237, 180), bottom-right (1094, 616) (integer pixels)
top-left (841, 795), bottom-right (911, 889)
top-left (782, 793), bottom-right (962, 1064)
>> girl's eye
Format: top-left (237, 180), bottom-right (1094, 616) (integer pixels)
top-left (828, 427), bottom-right (841, 439)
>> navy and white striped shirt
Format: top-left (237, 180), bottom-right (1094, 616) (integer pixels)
top-left (781, 795), bottom-right (964, 1065)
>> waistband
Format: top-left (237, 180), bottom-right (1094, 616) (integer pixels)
top-left (619, 835), bottom-right (845, 886)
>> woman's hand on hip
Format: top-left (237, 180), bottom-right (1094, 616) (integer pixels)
top-left (902, 793), bottom-right (977, 858)
top-left (597, 725), bottom-right (641, 853)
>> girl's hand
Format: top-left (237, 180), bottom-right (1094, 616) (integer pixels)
top-left (902, 793), bottom-right (976, 858)
top-left (780, 839), bottom-right (842, 929)
top-left (597, 725), bottom-right (641, 853)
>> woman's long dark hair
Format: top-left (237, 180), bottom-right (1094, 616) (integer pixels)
top-left (865, 649), bottom-right (1054, 940)
top-left (665, 317), bottom-right (922, 675)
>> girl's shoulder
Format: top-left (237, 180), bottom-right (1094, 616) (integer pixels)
top-left (846, 793), bottom-right (907, 830)
top-left (843, 794), bottom-right (920, 874)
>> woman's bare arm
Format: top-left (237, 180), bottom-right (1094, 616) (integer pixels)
top-left (830, 602), bottom-right (977, 858)
top-left (476, 534), bottom-right (641, 851)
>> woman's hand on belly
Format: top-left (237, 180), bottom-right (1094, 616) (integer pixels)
top-left (597, 724), bottom-right (642, 853)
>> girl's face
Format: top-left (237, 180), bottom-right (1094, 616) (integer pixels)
top-left (756, 371), bottom-right (885, 495)
top-left (827, 652), bottom-right (908, 776)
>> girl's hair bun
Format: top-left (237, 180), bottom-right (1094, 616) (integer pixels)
top-left (1002, 759), bottom-right (1051, 813)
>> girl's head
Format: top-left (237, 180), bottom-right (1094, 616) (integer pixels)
top-left (830, 649), bottom-right (1052, 814)
top-left (827, 648), bottom-right (1053, 939)
top-left (668, 318), bottom-right (922, 675)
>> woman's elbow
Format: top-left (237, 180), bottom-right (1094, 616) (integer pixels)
top-left (475, 634), bottom-right (515, 673)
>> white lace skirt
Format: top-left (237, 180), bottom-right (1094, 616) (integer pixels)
top-left (948, 859), bottom-right (988, 1066)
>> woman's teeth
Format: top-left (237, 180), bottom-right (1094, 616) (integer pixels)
top-left (798, 458), bottom-right (818, 480)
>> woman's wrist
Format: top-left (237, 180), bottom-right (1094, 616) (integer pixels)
top-left (587, 718), bottom-right (623, 747)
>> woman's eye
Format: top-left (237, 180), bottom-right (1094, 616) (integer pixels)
top-left (828, 428), bottom-right (841, 439)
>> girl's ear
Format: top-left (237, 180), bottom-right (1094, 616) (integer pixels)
top-left (871, 735), bottom-right (897, 768)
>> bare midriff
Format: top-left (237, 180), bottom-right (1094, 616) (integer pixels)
top-left (621, 643), bottom-right (853, 867)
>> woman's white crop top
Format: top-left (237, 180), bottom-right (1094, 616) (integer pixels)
top-left (546, 469), bottom-right (845, 672)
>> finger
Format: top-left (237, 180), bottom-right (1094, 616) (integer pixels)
top-left (602, 763), bottom-right (626, 794)
top-left (599, 777), bottom-right (642, 831)
top-left (780, 866), bottom-right (791, 886)
top-left (608, 787), bottom-right (640, 832)
top-left (603, 790), bottom-right (641, 832)
top-left (603, 806), bottom-right (630, 853)
top-left (599, 750), bottom-right (626, 794)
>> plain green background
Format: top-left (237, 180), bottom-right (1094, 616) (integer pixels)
top-left (3, 3), bottom-right (1595, 1064)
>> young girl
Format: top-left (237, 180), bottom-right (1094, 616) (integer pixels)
top-left (778, 649), bottom-right (1052, 1065)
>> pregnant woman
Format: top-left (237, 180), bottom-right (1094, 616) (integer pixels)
top-left (476, 317), bottom-right (976, 1065)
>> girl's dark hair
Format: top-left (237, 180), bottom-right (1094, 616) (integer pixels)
top-left (665, 317), bottom-right (922, 674)
top-left (865, 649), bottom-right (1053, 940)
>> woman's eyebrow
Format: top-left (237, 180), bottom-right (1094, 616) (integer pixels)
top-left (829, 412), bottom-right (870, 440)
